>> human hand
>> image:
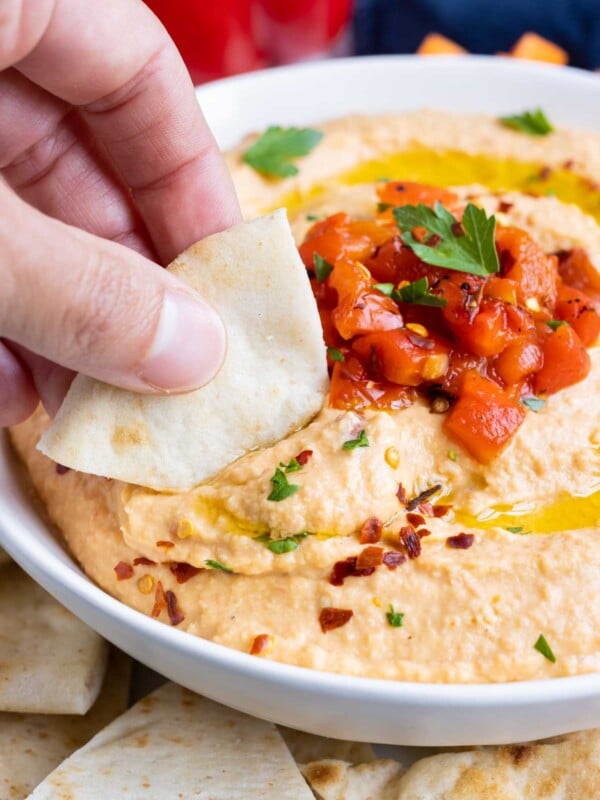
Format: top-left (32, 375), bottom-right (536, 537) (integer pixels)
top-left (0, 0), bottom-right (242, 427)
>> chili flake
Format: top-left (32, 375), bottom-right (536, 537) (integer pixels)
top-left (399, 526), bottom-right (421, 559)
top-left (170, 562), bottom-right (203, 584)
top-left (156, 540), bottom-right (175, 549)
top-left (295, 449), bottom-right (313, 465)
top-left (396, 483), bottom-right (408, 505)
top-left (250, 633), bottom-right (272, 655)
top-left (114, 562), bottom-right (134, 581)
top-left (383, 551), bottom-right (407, 569)
top-left (166, 590), bottom-right (185, 626)
top-left (319, 607), bottom-right (354, 633)
top-left (329, 556), bottom-right (375, 586)
top-left (356, 546), bottom-right (384, 570)
top-left (151, 581), bottom-right (167, 618)
top-left (447, 533), bottom-right (475, 549)
top-left (360, 516), bottom-right (383, 544)
top-left (133, 557), bottom-right (156, 566)
top-left (406, 513), bottom-right (425, 529)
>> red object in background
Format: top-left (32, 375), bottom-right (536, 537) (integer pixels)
top-left (144, 1), bottom-right (268, 84)
top-left (145, 0), bottom-right (353, 84)
top-left (253, 0), bottom-right (353, 65)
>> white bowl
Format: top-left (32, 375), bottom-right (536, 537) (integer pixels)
top-left (2, 56), bottom-right (600, 746)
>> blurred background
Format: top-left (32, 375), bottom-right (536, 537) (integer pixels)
top-left (143, 0), bottom-right (600, 85)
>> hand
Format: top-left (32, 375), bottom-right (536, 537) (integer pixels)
top-left (0, 0), bottom-right (242, 427)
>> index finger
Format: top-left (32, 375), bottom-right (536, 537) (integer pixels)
top-left (7, 0), bottom-right (241, 262)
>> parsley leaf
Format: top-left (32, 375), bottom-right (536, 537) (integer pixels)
top-left (258, 532), bottom-right (308, 554)
top-left (393, 276), bottom-right (448, 308)
top-left (500, 109), bottom-right (554, 137)
top-left (505, 526), bottom-right (530, 535)
top-left (205, 559), bottom-right (233, 573)
top-left (306, 213), bottom-right (321, 221)
top-left (377, 202), bottom-right (393, 213)
top-left (314, 253), bottom-right (334, 283)
top-left (267, 468), bottom-right (300, 502)
top-left (280, 458), bottom-right (302, 473)
top-left (547, 319), bottom-right (568, 331)
top-left (373, 282), bottom-right (394, 296)
top-left (327, 347), bottom-right (345, 362)
top-left (242, 126), bottom-right (323, 178)
top-left (521, 396), bottom-right (545, 412)
top-left (342, 429), bottom-right (369, 450)
top-left (386, 605), bottom-right (404, 628)
top-left (393, 202), bottom-right (499, 277)
top-left (534, 633), bottom-right (556, 663)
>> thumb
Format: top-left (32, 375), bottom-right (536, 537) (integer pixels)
top-left (0, 184), bottom-right (226, 393)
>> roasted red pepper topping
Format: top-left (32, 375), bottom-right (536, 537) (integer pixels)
top-left (399, 526), bottom-right (421, 559)
top-left (169, 562), bottom-right (203, 584)
top-left (356, 546), bottom-right (384, 569)
top-left (301, 183), bottom-right (600, 463)
top-left (359, 516), bottom-right (383, 544)
top-left (329, 556), bottom-right (375, 586)
top-left (250, 633), bottom-right (271, 655)
top-left (319, 607), bottom-right (354, 633)
top-left (447, 532), bottom-right (475, 549)
top-left (114, 561), bottom-right (134, 580)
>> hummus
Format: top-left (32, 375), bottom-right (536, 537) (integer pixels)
top-left (10, 111), bottom-right (600, 683)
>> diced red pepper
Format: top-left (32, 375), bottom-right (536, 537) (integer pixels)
top-left (533, 324), bottom-right (591, 395)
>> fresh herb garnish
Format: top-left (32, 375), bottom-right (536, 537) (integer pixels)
top-left (373, 282), bottom-right (394, 296)
top-left (342, 430), bottom-right (369, 450)
top-left (500, 109), bottom-right (554, 137)
top-left (394, 276), bottom-right (448, 308)
top-left (314, 252), bottom-right (334, 283)
top-left (393, 202), bottom-right (500, 277)
top-left (521, 396), bottom-right (545, 412)
top-left (448, 449), bottom-right (458, 462)
top-left (377, 202), bottom-right (393, 213)
top-left (279, 458), bottom-right (302, 473)
top-left (547, 319), bottom-right (568, 331)
top-left (306, 213), bottom-right (321, 221)
top-left (505, 526), bottom-right (530, 535)
top-left (327, 347), bottom-right (345, 362)
top-left (386, 605), bottom-right (405, 628)
top-left (205, 559), bottom-right (233, 573)
top-left (258, 532), bottom-right (308, 554)
top-left (242, 126), bottom-right (323, 178)
top-left (534, 633), bottom-right (556, 663)
top-left (267, 468), bottom-right (301, 501)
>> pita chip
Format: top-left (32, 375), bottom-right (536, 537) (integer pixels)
top-left (39, 210), bottom-right (328, 491)
top-left (395, 729), bottom-right (600, 799)
top-left (29, 682), bottom-right (316, 799)
top-left (0, 649), bottom-right (130, 800)
top-left (0, 549), bottom-right (10, 567)
top-left (302, 758), bottom-right (405, 800)
top-left (278, 726), bottom-right (376, 765)
top-left (0, 563), bottom-right (108, 714)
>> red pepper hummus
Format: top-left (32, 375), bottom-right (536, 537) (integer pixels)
top-left (10, 111), bottom-right (600, 683)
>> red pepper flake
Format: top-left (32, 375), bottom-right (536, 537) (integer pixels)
top-left (55, 463), bottom-right (70, 475)
top-left (396, 483), bottom-right (408, 505)
top-left (169, 562), bottom-right (202, 584)
top-left (418, 501), bottom-right (435, 516)
top-left (563, 159), bottom-right (575, 171)
top-left (165, 590), bottom-right (185, 626)
top-left (250, 633), bottom-right (271, 655)
top-left (432, 504), bottom-right (452, 518)
top-left (356, 546), bottom-right (384, 570)
top-left (156, 540), bottom-right (175, 549)
top-left (295, 449), bottom-right (313, 465)
top-left (360, 516), bottom-right (383, 544)
top-left (447, 533), bottom-right (475, 549)
top-left (383, 551), bottom-right (407, 569)
top-left (133, 557), bottom-right (156, 566)
top-left (426, 233), bottom-right (442, 248)
top-left (451, 221), bottom-right (465, 237)
top-left (114, 561), bottom-right (134, 581)
top-left (538, 165), bottom-right (552, 181)
top-left (151, 581), bottom-right (167, 618)
top-left (329, 556), bottom-right (375, 586)
top-left (406, 512), bottom-right (425, 529)
top-left (319, 607), bottom-right (354, 633)
top-left (399, 526), bottom-right (421, 559)
top-left (498, 200), bottom-right (514, 213)
top-left (418, 528), bottom-right (431, 538)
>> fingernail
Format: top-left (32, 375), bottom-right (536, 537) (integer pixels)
top-left (139, 290), bottom-right (226, 391)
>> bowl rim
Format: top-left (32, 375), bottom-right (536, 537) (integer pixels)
top-left (3, 54), bottom-right (600, 709)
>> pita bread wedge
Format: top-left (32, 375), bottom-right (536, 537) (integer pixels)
top-left (279, 726), bottom-right (376, 765)
top-left (0, 649), bottom-right (130, 800)
top-left (29, 682), bottom-right (315, 799)
top-left (0, 563), bottom-right (108, 714)
top-left (302, 758), bottom-right (405, 800)
top-left (0, 549), bottom-right (10, 566)
top-left (39, 210), bottom-right (328, 491)
top-left (395, 729), bottom-right (600, 799)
